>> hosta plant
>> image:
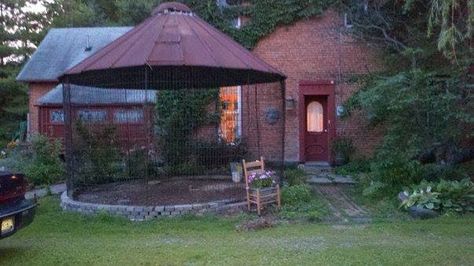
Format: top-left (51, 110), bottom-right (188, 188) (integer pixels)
top-left (401, 178), bottom-right (474, 213)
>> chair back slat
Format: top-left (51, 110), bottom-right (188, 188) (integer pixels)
top-left (242, 156), bottom-right (265, 188)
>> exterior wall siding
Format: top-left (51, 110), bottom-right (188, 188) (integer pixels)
top-left (252, 9), bottom-right (383, 162)
top-left (28, 82), bottom-right (58, 136)
top-left (26, 9), bottom-right (383, 164)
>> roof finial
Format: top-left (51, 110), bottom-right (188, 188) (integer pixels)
top-left (152, 2), bottom-right (192, 16)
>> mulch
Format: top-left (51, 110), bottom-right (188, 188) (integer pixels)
top-left (76, 177), bottom-right (246, 206)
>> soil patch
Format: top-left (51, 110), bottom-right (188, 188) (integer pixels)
top-left (76, 178), bottom-right (246, 206)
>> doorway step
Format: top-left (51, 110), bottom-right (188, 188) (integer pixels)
top-left (300, 162), bottom-right (355, 184)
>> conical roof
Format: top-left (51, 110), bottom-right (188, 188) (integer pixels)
top-left (61, 2), bottom-right (285, 89)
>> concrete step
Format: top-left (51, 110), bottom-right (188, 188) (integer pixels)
top-left (303, 161), bottom-right (331, 167)
top-left (307, 175), bottom-right (356, 185)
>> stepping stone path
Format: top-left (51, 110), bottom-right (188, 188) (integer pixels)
top-left (301, 164), bottom-right (370, 223)
top-left (25, 183), bottom-right (67, 200)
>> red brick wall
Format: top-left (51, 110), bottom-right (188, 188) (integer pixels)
top-left (252, 9), bottom-right (383, 162)
top-left (28, 82), bottom-right (57, 136)
top-left (241, 84), bottom-right (284, 163)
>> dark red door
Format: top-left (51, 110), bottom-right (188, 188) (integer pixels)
top-left (304, 96), bottom-right (329, 161)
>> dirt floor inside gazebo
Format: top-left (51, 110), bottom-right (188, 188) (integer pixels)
top-left (75, 177), bottom-right (246, 206)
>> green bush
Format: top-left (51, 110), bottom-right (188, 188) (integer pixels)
top-left (281, 184), bottom-right (312, 206)
top-left (330, 137), bottom-right (355, 164)
top-left (401, 178), bottom-right (474, 213)
top-left (283, 168), bottom-right (307, 186)
top-left (279, 199), bottom-right (328, 222)
top-left (419, 164), bottom-right (469, 182)
top-left (192, 140), bottom-right (247, 169)
top-left (24, 135), bottom-right (64, 186)
top-left (335, 158), bottom-right (371, 176)
top-left (363, 152), bottom-right (424, 197)
top-left (73, 122), bottom-right (122, 185)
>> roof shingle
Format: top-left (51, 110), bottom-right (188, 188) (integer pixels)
top-left (17, 27), bottom-right (132, 82)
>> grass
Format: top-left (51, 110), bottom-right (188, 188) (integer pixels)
top-left (0, 197), bottom-right (473, 265)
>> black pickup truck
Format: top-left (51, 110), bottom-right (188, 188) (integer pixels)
top-left (0, 170), bottom-right (36, 239)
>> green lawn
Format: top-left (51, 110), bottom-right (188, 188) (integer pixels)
top-left (1, 197), bottom-right (473, 266)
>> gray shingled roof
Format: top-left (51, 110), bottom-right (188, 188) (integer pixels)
top-left (17, 27), bottom-right (132, 82)
top-left (38, 84), bottom-right (156, 105)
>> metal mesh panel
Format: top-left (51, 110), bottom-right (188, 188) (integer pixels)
top-left (62, 67), bottom-right (285, 205)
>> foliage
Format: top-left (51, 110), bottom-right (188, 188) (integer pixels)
top-left (279, 199), bottom-right (328, 222)
top-left (192, 140), bottom-right (247, 169)
top-left (0, 65), bottom-right (28, 148)
top-left (124, 147), bottom-right (148, 179)
top-left (344, 68), bottom-right (472, 198)
top-left (248, 170), bottom-right (277, 189)
top-left (335, 158), bottom-right (371, 176)
top-left (44, 0), bottom-right (332, 48)
top-left (401, 178), bottom-right (474, 213)
top-left (330, 137), bottom-right (355, 163)
top-left (24, 135), bottom-right (64, 186)
top-left (73, 122), bottom-right (122, 184)
top-left (425, 0), bottom-right (474, 60)
top-left (155, 88), bottom-right (220, 168)
top-left (347, 69), bottom-right (471, 163)
top-left (341, 1), bottom-right (472, 199)
top-left (281, 184), bottom-right (312, 206)
top-left (283, 168), bottom-right (308, 186)
top-left (0, 0), bottom-right (46, 147)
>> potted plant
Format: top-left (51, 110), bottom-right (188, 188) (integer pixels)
top-left (330, 137), bottom-right (355, 166)
top-left (248, 170), bottom-right (278, 195)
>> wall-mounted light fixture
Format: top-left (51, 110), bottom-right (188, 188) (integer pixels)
top-left (285, 98), bottom-right (296, 110)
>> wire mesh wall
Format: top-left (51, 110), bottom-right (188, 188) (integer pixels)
top-left (61, 67), bottom-right (285, 205)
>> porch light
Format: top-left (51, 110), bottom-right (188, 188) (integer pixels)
top-left (285, 98), bottom-right (296, 110)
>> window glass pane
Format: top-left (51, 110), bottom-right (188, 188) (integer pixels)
top-left (307, 101), bottom-right (323, 132)
top-left (78, 110), bottom-right (106, 123)
top-left (219, 86), bottom-right (241, 143)
top-left (50, 110), bottom-right (64, 123)
top-left (114, 109), bottom-right (144, 123)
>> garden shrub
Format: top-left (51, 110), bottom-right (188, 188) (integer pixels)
top-left (335, 158), bottom-right (371, 176)
top-left (24, 135), bottom-right (64, 186)
top-left (74, 122), bottom-right (122, 184)
top-left (281, 184), bottom-right (312, 206)
top-left (155, 89), bottom-right (220, 169)
top-left (283, 168), bottom-right (307, 186)
top-left (124, 147), bottom-right (148, 179)
top-left (163, 162), bottom-right (206, 176)
top-left (330, 137), bottom-right (355, 165)
top-left (419, 163), bottom-right (469, 182)
top-left (401, 178), bottom-right (474, 213)
top-left (192, 140), bottom-right (247, 169)
top-left (362, 152), bottom-right (424, 197)
top-left (279, 199), bottom-right (328, 222)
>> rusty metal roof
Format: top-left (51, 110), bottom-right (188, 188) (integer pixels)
top-left (62, 2), bottom-right (285, 89)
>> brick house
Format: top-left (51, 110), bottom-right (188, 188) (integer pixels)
top-left (17, 9), bottom-right (380, 165)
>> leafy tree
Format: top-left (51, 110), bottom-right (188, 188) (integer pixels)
top-left (341, 0), bottom-right (473, 192)
top-left (0, 0), bottom-right (46, 147)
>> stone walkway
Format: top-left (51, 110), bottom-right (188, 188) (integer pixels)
top-left (302, 164), bottom-right (370, 223)
top-left (25, 183), bottom-right (67, 200)
top-left (312, 184), bottom-right (371, 223)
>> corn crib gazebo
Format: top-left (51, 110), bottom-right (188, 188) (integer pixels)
top-left (59, 2), bottom-right (286, 209)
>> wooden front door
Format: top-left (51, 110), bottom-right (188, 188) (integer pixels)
top-left (304, 95), bottom-right (329, 161)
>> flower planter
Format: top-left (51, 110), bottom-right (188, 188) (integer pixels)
top-left (250, 186), bottom-right (278, 195)
top-left (249, 185), bottom-right (280, 206)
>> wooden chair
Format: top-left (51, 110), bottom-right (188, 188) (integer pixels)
top-left (242, 157), bottom-right (281, 215)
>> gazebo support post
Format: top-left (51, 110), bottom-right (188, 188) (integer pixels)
top-left (279, 79), bottom-right (286, 184)
top-left (63, 81), bottom-right (74, 197)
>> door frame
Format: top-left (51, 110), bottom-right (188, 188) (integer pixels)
top-left (298, 80), bottom-right (336, 163)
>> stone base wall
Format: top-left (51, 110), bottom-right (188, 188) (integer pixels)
top-left (60, 191), bottom-right (246, 221)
